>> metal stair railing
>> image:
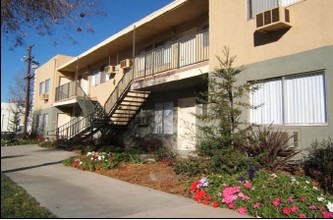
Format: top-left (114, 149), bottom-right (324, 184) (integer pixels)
top-left (104, 69), bottom-right (134, 116)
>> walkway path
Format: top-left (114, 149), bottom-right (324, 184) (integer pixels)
top-left (1, 145), bottom-right (250, 218)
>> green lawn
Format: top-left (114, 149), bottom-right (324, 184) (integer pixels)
top-left (1, 173), bottom-right (55, 218)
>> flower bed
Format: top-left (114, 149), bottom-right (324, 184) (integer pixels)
top-left (187, 170), bottom-right (333, 218)
top-left (63, 151), bottom-right (141, 171)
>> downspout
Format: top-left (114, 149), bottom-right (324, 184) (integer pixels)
top-left (132, 25), bottom-right (136, 78)
top-left (73, 57), bottom-right (79, 118)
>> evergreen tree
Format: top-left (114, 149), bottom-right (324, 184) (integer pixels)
top-left (197, 46), bottom-right (257, 151)
top-left (9, 109), bottom-right (21, 134)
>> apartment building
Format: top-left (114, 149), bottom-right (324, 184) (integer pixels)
top-left (32, 0), bottom-right (332, 154)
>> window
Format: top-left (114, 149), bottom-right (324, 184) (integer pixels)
top-left (42, 114), bottom-right (48, 129)
top-left (45, 79), bottom-right (50, 94)
top-left (92, 66), bottom-right (108, 86)
top-left (39, 79), bottom-right (50, 94)
top-left (251, 71), bottom-right (327, 125)
top-left (91, 69), bottom-right (100, 86)
top-left (39, 81), bottom-right (45, 94)
top-left (153, 102), bottom-right (174, 134)
top-left (247, 0), bottom-right (302, 19)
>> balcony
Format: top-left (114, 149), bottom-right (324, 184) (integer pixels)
top-left (55, 81), bottom-right (86, 103)
top-left (133, 29), bottom-right (209, 80)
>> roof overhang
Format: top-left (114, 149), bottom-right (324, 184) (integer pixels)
top-left (57, 0), bottom-right (208, 73)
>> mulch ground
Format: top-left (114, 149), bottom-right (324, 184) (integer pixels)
top-left (96, 162), bottom-right (191, 197)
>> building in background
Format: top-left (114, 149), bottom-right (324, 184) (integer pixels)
top-left (1, 102), bottom-right (31, 134)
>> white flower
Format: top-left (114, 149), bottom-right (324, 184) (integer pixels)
top-left (313, 186), bottom-right (318, 190)
top-left (79, 161), bottom-right (82, 165)
top-left (271, 173), bottom-right (277, 179)
top-left (86, 152), bottom-right (92, 156)
top-left (305, 180), bottom-right (310, 184)
top-left (327, 201), bottom-right (333, 212)
top-left (291, 176), bottom-right (296, 182)
top-left (98, 156), bottom-right (102, 161)
top-left (317, 196), bottom-right (325, 202)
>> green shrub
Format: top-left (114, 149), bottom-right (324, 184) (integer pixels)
top-left (173, 158), bottom-right (210, 177)
top-left (208, 148), bottom-right (258, 175)
top-left (303, 137), bottom-right (333, 194)
top-left (62, 157), bottom-right (74, 167)
top-left (243, 125), bottom-right (301, 173)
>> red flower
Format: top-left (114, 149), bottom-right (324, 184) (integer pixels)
top-left (109, 156), bottom-right (113, 161)
top-left (298, 213), bottom-right (306, 218)
top-left (299, 195), bottom-right (305, 202)
top-left (322, 211), bottom-right (333, 218)
top-left (272, 198), bottom-right (281, 207)
top-left (244, 181), bottom-right (252, 189)
top-left (189, 180), bottom-right (201, 192)
top-left (291, 206), bottom-right (299, 213)
top-left (212, 201), bottom-right (219, 208)
top-left (283, 207), bottom-right (291, 216)
top-left (206, 195), bottom-right (213, 201)
top-left (228, 202), bottom-right (235, 209)
top-left (202, 200), bottom-right (209, 205)
top-left (193, 190), bottom-right (207, 202)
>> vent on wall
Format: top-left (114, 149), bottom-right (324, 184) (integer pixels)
top-left (120, 59), bottom-right (132, 69)
top-left (39, 93), bottom-right (49, 101)
top-left (256, 7), bottom-right (291, 32)
top-left (104, 65), bottom-right (116, 78)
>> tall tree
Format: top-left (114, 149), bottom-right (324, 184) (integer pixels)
top-left (1, 0), bottom-right (105, 47)
top-left (8, 106), bottom-right (21, 134)
top-left (197, 46), bottom-right (258, 150)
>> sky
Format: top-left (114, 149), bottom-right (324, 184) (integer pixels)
top-left (1, 0), bottom-right (173, 102)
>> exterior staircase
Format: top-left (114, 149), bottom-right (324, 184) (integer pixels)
top-left (49, 69), bottom-right (150, 149)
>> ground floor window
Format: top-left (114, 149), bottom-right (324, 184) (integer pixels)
top-left (36, 113), bottom-right (48, 131)
top-left (251, 71), bottom-right (327, 125)
top-left (153, 102), bottom-right (174, 134)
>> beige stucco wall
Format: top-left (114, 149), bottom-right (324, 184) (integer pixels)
top-left (209, 0), bottom-right (333, 68)
top-left (33, 54), bottom-right (73, 111)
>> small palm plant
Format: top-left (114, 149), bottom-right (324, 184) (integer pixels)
top-left (244, 124), bottom-right (301, 172)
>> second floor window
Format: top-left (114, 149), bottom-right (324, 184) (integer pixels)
top-left (39, 79), bottom-right (50, 94)
top-left (91, 66), bottom-right (109, 86)
top-left (247, 0), bottom-right (302, 19)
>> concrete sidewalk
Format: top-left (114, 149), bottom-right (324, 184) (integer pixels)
top-left (1, 145), bottom-right (250, 218)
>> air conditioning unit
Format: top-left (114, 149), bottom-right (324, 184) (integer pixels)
top-left (256, 7), bottom-right (291, 32)
top-left (120, 59), bottom-right (132, 69)
top-left (40, 93), bottom-right (49, 100)
top-left (104, 65), bottom-right (116, 78)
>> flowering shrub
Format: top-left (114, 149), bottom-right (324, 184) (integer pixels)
top-left (63, 151), bottom-right (141, 171)
top-left (188, 170), bottom-right (333, 218)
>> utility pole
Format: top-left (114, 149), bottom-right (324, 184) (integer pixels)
top-left (23, 44), bottom-right (34, 136)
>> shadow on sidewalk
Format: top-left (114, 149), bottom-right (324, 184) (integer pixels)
top-left (2, 161), bottom-right (63, 174)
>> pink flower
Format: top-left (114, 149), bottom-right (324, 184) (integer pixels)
top-left (322, 211), bottom-right (333, 218)
top-left (309, 205), bottom-right (317, 210)
top-left (253, 202), bottom-right (260, 209)
top-left (288, 196), bottom-right (294, 203)
top-left (238, 207), bottom-right (247, 215)
top-left (244, 181), bottom-right (252, 189)
top-left (291, 206), bottom-right (299, 213)
top-left (283, 207), bottom-right (291, 216)
top-left (300, 195), bottom-right (305, 202)
top-left (222, 186), bottom-right (241, 204)
top-left (238, 192), bottom-right (250, 201)
top-left (298, 213), bottom-right (306, 218)
top-left (228, 202), bottom-right (235, 209)
top-left (272, 198), bottom-right (281, 207)
top-left (212, 201), bottom-right (219, 208)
